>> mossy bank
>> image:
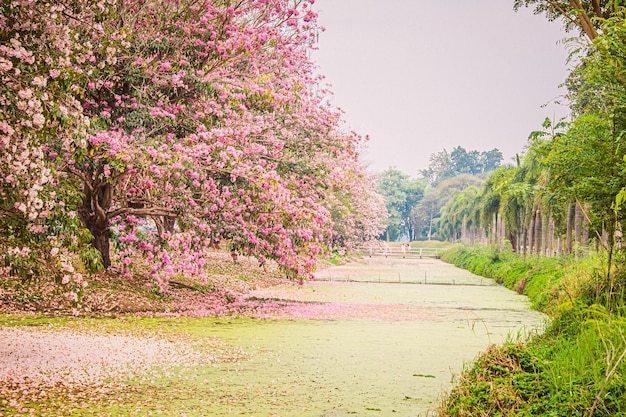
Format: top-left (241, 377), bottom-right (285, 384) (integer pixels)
top-left (438, 245), bottom-right (626, 416)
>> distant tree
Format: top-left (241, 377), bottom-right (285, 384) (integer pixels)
top-left (420, 146), bottom-right (502, 186)
top-left (480, 166), bottom-right (514, 247)
top-left (411, 174), bottom-right (484, 240)
top-left (480, 149), bottom-right (505, 173)
top-left (439, 186), bottom-right (482, 243)
top-left (450, 147), bottom-right (476, 175)
top-left (419, 149), bottom-right (453, 186)
top-left (377, 168), bottom-right (426, 241)
top-left (327, 160), bottom-right (388, 247)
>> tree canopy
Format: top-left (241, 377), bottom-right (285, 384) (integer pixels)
top-left (376, 168), bottom-right (426, 241)
top-left (0, 0), bottom-right (386, 289)
top-left (419, 146), bottom-right (502, 186)
top-left (430, 8), bottom-right (626, 294)
top-left (513, 0), bottom-right (621, 41)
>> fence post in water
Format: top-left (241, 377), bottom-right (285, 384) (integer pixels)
top-left (424, 271), bottom-right (427, 284)
top-left (419, 248), bottom-right (423, 259)
top-left (398, 272), bottom-right (401, 283)
top-left (378, 272), bottom-right (381, 283)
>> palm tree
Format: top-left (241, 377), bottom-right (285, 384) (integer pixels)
top-left (439, 187), bottom-right (482, 244)
top-left (480, 167), bottom-right (515, 248)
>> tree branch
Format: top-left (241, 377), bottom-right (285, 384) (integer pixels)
top-left (65, 166), bottom-right (93, 193)
top-left (568, 0), bottom-right (599, 40)
top-left (591, 0), bottom-right (603, 18)
top-left (92, 180), bottom-right (109, 225)
top-left (108, 206), bottom-right (177, 219)
top-left (546, 0), bottom-right (580, 29)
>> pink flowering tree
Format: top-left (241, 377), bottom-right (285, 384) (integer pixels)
top-left (1, 0), bottom-right (386, 289)
top-left (1, 0), bottom-right (100, 288)
top-left (325, 156), bottom-right (388, 247)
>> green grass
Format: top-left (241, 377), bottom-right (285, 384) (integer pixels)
top-left (440, 307), bottom-right (626, 416)
top-left (408, 240), bottom-right (452, 249)
top-left (438, 245), bottom-right (626, 416)
top-left (441, 245), bottom-right (581, 311)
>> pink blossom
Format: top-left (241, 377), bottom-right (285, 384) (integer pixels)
top-left (0, 121), bottom-right (14, 135)
top-left (32, 114), bottom-right (45, 127)
top-left (0, 58), bottom-right (13, 72)
top-left (18, 89), bottom-right (33, 99)
top-left (0, 0), bottom-right (384, 285)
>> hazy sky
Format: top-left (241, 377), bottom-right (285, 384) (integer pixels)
top-left (311, 0), bottom-right (573, 176)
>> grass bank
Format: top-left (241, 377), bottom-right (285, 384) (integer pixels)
top-left (438, 245), bottom-right (626, 416)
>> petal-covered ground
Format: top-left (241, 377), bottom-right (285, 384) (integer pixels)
top-left (245, 282), bottom-right (439, 321)
top-left (0, 258), bottom-right (546, 417)
top-left (0, 326), bottom-right (207, 387)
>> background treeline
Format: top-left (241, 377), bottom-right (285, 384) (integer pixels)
top-left (437, 3), bottom-right (626, 415)
top-left (376, 146), bottom-right (502, 242)
top-left (378, 5), bottom-right (626, 295)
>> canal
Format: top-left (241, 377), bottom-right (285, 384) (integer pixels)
top-left (201, 257), bottom-right (546, 416)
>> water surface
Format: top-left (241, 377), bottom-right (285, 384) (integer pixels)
top-left (198, 258), bottom-right (546, 417)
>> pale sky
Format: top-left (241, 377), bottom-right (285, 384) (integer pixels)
top-left (311, 0), bottom-right (573, 175)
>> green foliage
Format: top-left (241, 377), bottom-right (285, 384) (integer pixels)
top-left (441, 317), bottom-right (626, 417)
top-left (420, 146), bottom-right (503, 187)
top-left (440, 245), bottom-right (626, 416)
top-left (547, 115), bottom-right (624, 222)
top-left (377, 168), bottom-right (426, 241)
top-left (438, 186), bottom-right (482, 242)
top-left (412, 174), bottom-right (484, 241)
top-left (440, 279), bottom-right (626, 416)
top-left (442, 245), bottom-right (567, 311)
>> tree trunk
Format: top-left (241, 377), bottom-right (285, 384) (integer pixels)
top-left (461, 214), bottom-right (467, 243)
top-left (575, 202), bottom-right (582, 256)
top-left (528, 208), bottom-right (536, 255)
top-left (78, 179), bottom-right (113, 269)
top-left (427, 208), bottom-right (433, 241)
top-left (92, 227), bottom-right (112, 268)
top-left (154, 216), bottom-right (176, 236)
top-left (568, 0), bottom-right (599, 40)
top-left (509, 230), bottom-right (517, 253)
top-left (566, 201), bottom-right (575, 254)
top-left (534, 207), bottom-right (542, 256)
top-left (582, 204), bottom-right (590, 253)
top-left (407, 221), bottom-right (414, 243)
top-left (541, 212), bottom-right (548, 256)
top-left (548, 217), bottom-right (555, 257)
top-left (499, 215), bottom-right (505, 249)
